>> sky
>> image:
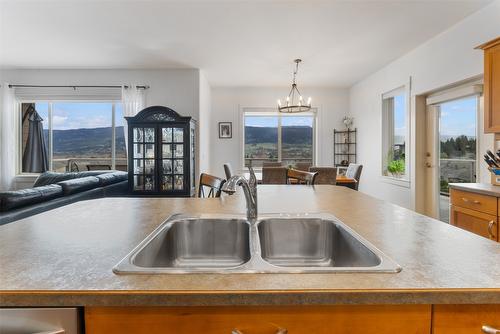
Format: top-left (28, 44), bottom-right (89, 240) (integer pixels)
top-left (35, 102), bottom-right (124, 130)
top-left (439, 96), bottom-right (477, 137)
top-left (393, 94), bottom-right (476, 139)
top-left (245, 115), bottom-right (313, 127)
top-left (393, 94), bottom-right (406, 139)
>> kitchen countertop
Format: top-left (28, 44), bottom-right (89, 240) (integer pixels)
top-left (1, 185), bottom-right (499, 306)
top-left (449, 182), bottom-right (500, 197)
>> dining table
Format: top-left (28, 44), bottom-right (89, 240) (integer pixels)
top-left (243, 171), bottom-right (357, 185)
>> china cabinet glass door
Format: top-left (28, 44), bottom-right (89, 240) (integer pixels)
top-left (161, 126), bottom-right (185, 192)
top-left (132, 127), bottom-right (156, 191)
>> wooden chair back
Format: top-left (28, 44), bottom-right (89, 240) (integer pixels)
top-left (309, 167), bottom-right (337, 185)
top-left (198, 173), bottom-right (226, 198)
top-left (287, 168), bottom-right (318, 185)
top-left (295, 162), bottom-right (312, 172)
top-left (262, 161), bottom-right (283, 167)
top-left (345, 163), bottom-right (363, 190)
top-left (223, 163), bottom-right (233, 180)
top-left (262, 167), bottom-right (287, 184)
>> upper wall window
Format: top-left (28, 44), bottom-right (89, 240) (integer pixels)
top-left (243, 109), bottom-right (316, 168)
top-left (382, 87), bottom-right (409, 180)
top-left (20, 101), bottom-right (126, 173)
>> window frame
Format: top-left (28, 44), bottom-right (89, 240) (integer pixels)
top-left (240, 107), bottom-right (318, 170)
top-left (17, 99), bottom-right (123, 175)
top-left (381, 85), bottom-right (411, 184)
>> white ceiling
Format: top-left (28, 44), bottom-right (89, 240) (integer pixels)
top-left (0, 0), bottom-right (493, 87)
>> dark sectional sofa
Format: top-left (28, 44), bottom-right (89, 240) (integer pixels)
top-left (0, 171), bottom-right (128, 226)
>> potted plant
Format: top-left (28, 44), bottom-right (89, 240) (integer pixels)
top-left (342, 116), bottom-right (354, 130)
top-left (387, 158), bottom-right (405, 177)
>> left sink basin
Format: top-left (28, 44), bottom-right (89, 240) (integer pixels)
top-left (114, 216), bottom-right (251, 274)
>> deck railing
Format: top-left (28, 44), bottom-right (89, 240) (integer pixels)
top-left (439, 158), bottom-right (476, 196)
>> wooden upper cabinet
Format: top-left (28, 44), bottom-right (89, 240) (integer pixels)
top-left (477, 37), bottom-right (500, 133)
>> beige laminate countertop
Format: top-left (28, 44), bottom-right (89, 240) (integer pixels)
top-left (1, 185), bottom-right (499, 306)
top-left (449, 182), bottom-right (500, 197)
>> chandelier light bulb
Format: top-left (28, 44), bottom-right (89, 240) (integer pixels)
top-left (277, 99), bottom-right (282, 107)
top-left (307, 97), bottom-right (312, 105)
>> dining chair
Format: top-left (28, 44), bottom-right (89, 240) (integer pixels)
top-left (309, 167), bottom-right (337, 185)
top-left (262, 161), bottom-right (283, 167)
top-left (223, 163), bottom-right (234, 180)
top-left (295, 162), bottom-right (312, 171)
top-left (198, 173), bottom-right (226, 198)
top-left (345, 163), bottom-right (363, 190)
top-left (262, 167), bottom-right (287, 184)
top-left (287, 168), bottom-right (318, 185)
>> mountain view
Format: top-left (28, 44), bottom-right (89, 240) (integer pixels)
top-left (245, 125), bottom-right (313, 165)
top-left (44, 126), bottom-right (127, 158)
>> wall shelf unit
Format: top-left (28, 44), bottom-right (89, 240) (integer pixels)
top-left (334, 128), bottom-right (357, 167)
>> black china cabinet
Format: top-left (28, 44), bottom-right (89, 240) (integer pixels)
top-left (126, 106), bottom-right (196, 197)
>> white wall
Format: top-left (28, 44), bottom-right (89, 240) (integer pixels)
top-left (198, 71), bottom-right (211, 175)
top-left (209, 87), bottom-right (349, 178)
top-left (349, 0), bottom-right (500, 210)
top-left (1, 69), bottom-right (200, 117)
top-left (0, 68), bottom-right (207, 189)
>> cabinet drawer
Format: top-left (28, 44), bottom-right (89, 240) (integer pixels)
top-left (450, 205), bottom-right (498, 241)
top-left (85, 305), bottom-right (431, 334)
top-left (450, 189), bottom-right (497, 215)
top-left (433, 304), bottom-right (500, 334)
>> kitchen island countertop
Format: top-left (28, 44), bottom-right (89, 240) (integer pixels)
top-left (1, 185), bottom-right (499, 306)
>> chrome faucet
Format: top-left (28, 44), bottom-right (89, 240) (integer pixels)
top-left (222, 167), bottom-right (258, 221)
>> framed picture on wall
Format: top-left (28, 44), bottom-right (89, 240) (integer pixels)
top-left (218, 122), bottom-right (232, 139)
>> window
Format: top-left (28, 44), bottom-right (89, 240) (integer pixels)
top-left (382, 87), bottom-right (409, 180)
top-left (243, 109), bottom-right (316, 168)
top-left (20, 101), bottom-right (126, 173)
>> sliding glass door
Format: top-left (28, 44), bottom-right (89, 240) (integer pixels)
top-left (436, 96), bottom-right (478, 222)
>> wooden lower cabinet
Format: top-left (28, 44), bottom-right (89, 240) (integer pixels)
top-left (433, 304), bottom-right (500, 334)
top-left (85, 305), bottom-right (431, 334)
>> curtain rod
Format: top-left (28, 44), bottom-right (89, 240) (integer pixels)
top-left (8, 84), bottom-right (150, 89)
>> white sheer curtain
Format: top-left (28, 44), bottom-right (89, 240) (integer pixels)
top-left (0, 84), bottom-right (19, 191)
top-left (121, 85), bottom-right (146, 153)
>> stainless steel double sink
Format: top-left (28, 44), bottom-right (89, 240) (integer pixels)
top-left (113, 213), bottom-right (401, 274)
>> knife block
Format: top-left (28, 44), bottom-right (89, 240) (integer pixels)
top-left (490, 168), bottom-right (500, 186)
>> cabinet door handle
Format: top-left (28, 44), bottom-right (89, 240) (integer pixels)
top-left (232, 330), bottom-right (243, 334)
top-left (488, 221), bottom-right (496, 239)
top-left (461, 197), bottom-right (480, 204)
top-left (35, 330), bottom-right (65, 334)
top-left (482, 325), bottom-right (500, 334)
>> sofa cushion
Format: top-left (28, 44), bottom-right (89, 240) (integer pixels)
top-left (96, 171), bottom-right (128, 187)
top-left (34, 171), bottom-right (114, 187)
top-left (0, 184), bottom-right (63, 212)
top-left (57, 176), bottom-right (101, 195)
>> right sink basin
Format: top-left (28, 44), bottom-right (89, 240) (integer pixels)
top-left (257, 217), bottom-right (383, 268)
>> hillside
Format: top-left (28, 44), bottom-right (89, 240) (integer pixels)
top-left (44, 126), bottom-right (126, 157)
top-left (245, 125), bottom-right (312, 144)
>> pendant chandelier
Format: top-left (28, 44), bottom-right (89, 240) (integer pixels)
top-left (277, 59), bottom-right (311, 113)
